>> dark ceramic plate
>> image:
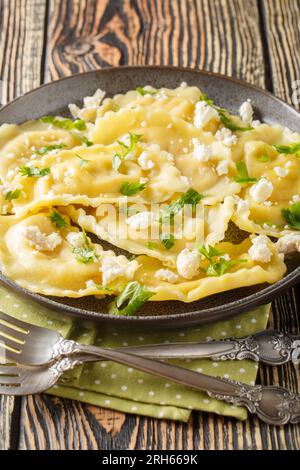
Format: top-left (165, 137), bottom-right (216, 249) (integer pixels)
top-left (0, 66), bottom-right (300, 327)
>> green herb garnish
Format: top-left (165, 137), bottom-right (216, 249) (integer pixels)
top-left (199, 244), bottom-right (223, 260)
top-left (19, 166), bottom-right (50, 178)
top-left (281, 202), bottom-right (300, 230)
top-left (161, 233), bottom-right (175, 250)
top-left (4, 188), bottom-right (21, 201)
top-left (147, 241), bottom-right (158, 250)
top-left (40, 116), bottom-right (87, 131)
top-left (89, 281), bottom-right (113, 293)
top-left (108, 281), bottom-right (154, 316)
top-left (257, 152), bottom-right (271, 162)
top-left (205, 259), bottom-right (246, 277)
top-left (136, 86), bottom-right (158, 96)
top-left (75, 154), bottom-right (89, 167)
top-left (160, 188), bottom-right (203, 224)
top-left (49, 210), bottom-right (67, 229)
top-left (199, 94), bottom-right (253, 132)
top-left (113, 133), bottom-right (143, 171)
top-left (273, 142), bottom-right (300, 156)
top-left (36, 143), bottom-right (66, 155)
top-left (234, 161), bottom-right (257, 183)
top-left (120, 181), bottom-right (146, 196)
top-left (73, 228), bottom-right (97, 264)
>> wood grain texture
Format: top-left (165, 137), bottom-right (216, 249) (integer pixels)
top-left (262, 0), bottom-right (300, 108)
top-left (0, 0), bottom-right (299, 450)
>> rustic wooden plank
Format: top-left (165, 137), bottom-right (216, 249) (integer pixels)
top-left (0, 0), bottom-right (47, 450)
top-left (262, 0), bottom-right (300, 109)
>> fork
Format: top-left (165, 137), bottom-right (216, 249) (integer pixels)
top-left (0, 352), bottom-right (299, 425)
top-left (0, 310), bottom-right (299, 366)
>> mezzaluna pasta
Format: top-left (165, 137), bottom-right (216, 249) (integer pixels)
top-left (0, 83), bottom-right (299, 315)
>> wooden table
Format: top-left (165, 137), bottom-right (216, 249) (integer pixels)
top-left (0, 0), bottom-right (299, 450)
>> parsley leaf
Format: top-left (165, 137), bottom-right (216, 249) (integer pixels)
top-left (161, 233), bottom-right (175, 250)
top-left (199, 94), bottom-right (253, 132)
top-left (72, 132), bottom-right (93, 147)
top-left (4, 188), bottom-right (21, 201)
top-left (108, 281), bottom-right (154, 316)
top-left (49, 210), bottom-right (67, 229)
top-left (73, 228), bottom-right (98, 263)
top-left (147, 241), bottom-right (158, 250)
top-left (160, 188), bottom-right (203, 224)
top-left (120, 181), bottom-right (146, 196)
top-left (273, 142), bottom-right (300, 156)
top-left (234, 161), bottom-right (257, 183)
top-left (136, 86), bottom-right (158, 96)
top-left (19, 166), bottom-right (50, 178)
top-left (257, 151), bottom-right (271, 162)
top-left (36, 143), bottom-right (66, 155)
top-left (205, 259), bottom-right (246, 277)
top-left (199, 244), bottom-right (223, 260)
top-left (281, 202), bottom-right (300, 230)
top-left (40, 116), bottom-right (87, 131)
top-left (113, 133), bottom-right (143, 171)
top-left (75, 154), bottom-right (89, 167)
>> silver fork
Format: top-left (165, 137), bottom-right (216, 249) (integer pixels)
top-left (0, 310), bottom-right (299, 366)
top-left (0, 353), bottom-right (299, 425)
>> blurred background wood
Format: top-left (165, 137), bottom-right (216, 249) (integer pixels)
top-left (0, 0), bottom-right (299, 450)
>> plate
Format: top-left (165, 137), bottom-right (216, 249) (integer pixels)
top-left (0, 66), bottom-right (300, 327)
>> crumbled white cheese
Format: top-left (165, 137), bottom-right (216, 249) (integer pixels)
top-left (192, 138), bottom-right (212, 162)
top-left (68, 103), bottom-right (81, 119)
top-left (274, 166), bottom-right (289, 178)
top-left (139, 177), bottom-right (148, 184)
top-left (127, 211), bottom-right (152, 231)
top-left (23, 225), bottom-right (61, 252)
top-left (138, 151), bottom-right (154, 170)
top-left (215, 128), bottom-right (237, 147)
top-left (252, 120), bottom-right (261, 128)
top-left (180, 175), bottom-right (190, 186)
top-left (155, 269), bottom-right (178, 283)
top-left (100, 255), bottom-right (139, 286)
top-left (216, 160), bottom-right (229, 175)
top-left (292, 194), bottom-right (300, 203)
top-left (83, 88), bottom-right (106, 108)
top-left (221, 254), bottom-right (231, 261)
top-left (248, 235), bottom-right (272, 263)
top-left (140, 121), bottom-right (147, 127)
top-left (194, 101), bottom-right (219, 129)
top-left (249, 178), bottom-right (273, 203)
top-left (239, 99), bottom-right (253, 123)
top-left (176, 249), bottom-right (201, 279)
top-left (180, 81), bottom-right (188, 88)
top-left (86, 280), bottom-right (97, 289)
top-left (66, 232), bottom-right (85, 248)
top-left (236, 197), bottom-right (249, 213)
top-left (276, 233), bottom-right (300, 255)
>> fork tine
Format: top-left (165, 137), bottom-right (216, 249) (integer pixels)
top-left (0, 364), bottom-right (21, 375)
top-left (0, 339), bottom-right (22, 354)
top-left (0, 310), bottom-right (30, 332)
top-left (0, 322), bottom-right (27, 344)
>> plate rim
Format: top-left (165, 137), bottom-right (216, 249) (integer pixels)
top-left (1, 65), bottom-right (299, 325)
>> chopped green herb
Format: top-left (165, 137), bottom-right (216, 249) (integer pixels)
top-left (73, 228), bottom-right (98, 263)
top-left (257, 152), bottom-right (271, 162)
top-left (49, 210), bottom-right (67, 229)
top-left (199, 244), bottom-right (223, 260)
top-left (40, 116), bottom-right (87, 131)
top-left (273, 142), bottom-right (300, 156)
top-left (19, 166), bottom-right (50, 178)
top-left (112, 103), bottom-right (120, 112)
top-left (161, 233), bottom-right (175, 250)
top-left (136, 86), bottom-right (158, 96)
top-left (89, 282), bottom-right (113, 292)
top-left (113, 133), bottom-right (143, 171)
top-left (205, 258), bottom-right (246, 277)
top-left (108, 281), bottom-right (154, 316)
top-left (160, 188), bottom-right (203, 224)
top-left (120, 181), bottom-right (146, 196)
top-left (281, 202), bottom-right (300, 230)
top-left (71, 132), bottom-right (93, 147)
top-left (147, 241), bottom-right (158, 250)
top-left (4, 188), bottom-right (21, 201)
top-left (36, 143), bottom-right (66, 155)
top-left (75, 154), bottom-right (89, 167)
top-left (234, 161), bottom-right (258, 183)
top-left (199, 94), bottom-right (253, 132)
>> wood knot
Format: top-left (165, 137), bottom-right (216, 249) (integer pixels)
top-left (64, 38), bottom-right (94, 56)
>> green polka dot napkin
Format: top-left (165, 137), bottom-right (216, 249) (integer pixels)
top-left (0, 284), bottom-right (270, 422)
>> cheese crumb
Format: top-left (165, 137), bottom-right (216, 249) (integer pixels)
top-left (215, 128), bottom-right (237, 147)
top-left (138, 151), bottom-right (154, 170)
top-left (100, 255), bottom-right (139, 286)
top-left (276, 233), bottom-right (300, 255)
top-left (127, 211), bottom-right (152, 231)
top-left (274, 166), bottom-right (289, 178)
top-left (177, 249), bottom-right (201, 279)
top-left (194, 101), bottom-right (219, 129)
top-left (66, 232), bottom-right (85, 248)
top-left (155, 269), bottom-right (178, 283)
top-left (192, 138), bottom-right (212, 162)
top-left (239, 99), bottom-right (253, 123)
top-left (216, 160), bottom-right (229, 175)
top-left (249, 178), bottom-right (273, 203)
top-left (248, 235), bottom-right (272, 263)
top-left (23, 225), bottom-right (61, 252)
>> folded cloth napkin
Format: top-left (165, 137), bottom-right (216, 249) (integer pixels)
top-left (0, 284), bottom-right (270, 422)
